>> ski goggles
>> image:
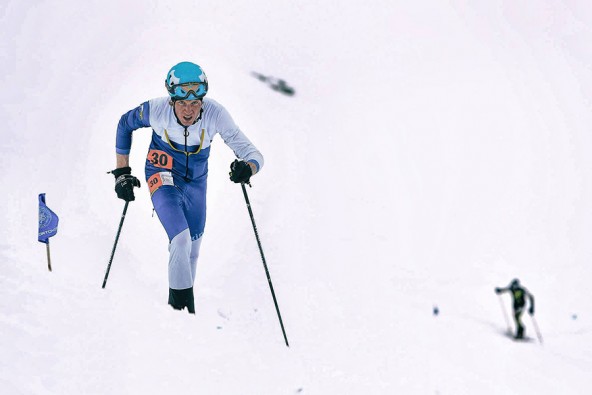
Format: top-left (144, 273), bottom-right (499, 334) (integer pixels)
top-left (166, 82), bottom-right (206, 100)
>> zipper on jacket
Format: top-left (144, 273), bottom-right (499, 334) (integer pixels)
top-left (183, 127), bottom-right (189, 179)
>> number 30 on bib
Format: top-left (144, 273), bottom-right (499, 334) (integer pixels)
top-left (147, 171), bottom-right (174, 195)
top-left (147, 149), bottom-right (173, 169)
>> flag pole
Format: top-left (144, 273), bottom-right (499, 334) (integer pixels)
top-left (46, 241), bottom-right (52, 272)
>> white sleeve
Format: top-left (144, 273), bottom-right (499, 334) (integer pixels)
top-left (216, 105), bottom-right (264, 171)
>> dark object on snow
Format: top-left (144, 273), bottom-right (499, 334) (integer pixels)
top-left (168, 287), bottom-right (195, 314)
top-left (433, 305), bottom-right (439, 316)
top-left (252, 72), bottom-right (295, 96)
top-left (495, 278), bottom-right (535, 339)
top-left (572, 314), bottom-right (578, 320)
top-left (504, 331), bottom-right (535, 343)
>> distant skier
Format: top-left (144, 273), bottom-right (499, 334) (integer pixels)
top-left (495, 279), bottom-right (535, 339)
top-left (111, 61), bottom-right (264, 313)
top-left (251, 72), bottom-right (295, 96)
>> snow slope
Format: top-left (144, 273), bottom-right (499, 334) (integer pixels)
top-left (1, 1), bottom-right (592, 393)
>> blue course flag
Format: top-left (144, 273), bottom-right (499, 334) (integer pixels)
top-left (38, 193), bottom-right (59, 243)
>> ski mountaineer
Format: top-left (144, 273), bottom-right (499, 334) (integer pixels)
top-left (495, 279), bottom-right (535, 339)
top-left (111, 61), bottom-right (263, 314)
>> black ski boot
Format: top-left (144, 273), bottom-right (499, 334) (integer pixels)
top-left (515, 326), bottom-right (524, 339)
top-left (168, 287), bottom-right (195, 314)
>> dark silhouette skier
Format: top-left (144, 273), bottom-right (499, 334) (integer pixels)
top-left (495, 278), bottom-right (535, 339)
top-left (251, 72), bottom-right (295, 96)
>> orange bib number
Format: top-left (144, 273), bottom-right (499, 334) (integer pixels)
top-left (147, 171), bottom-right (174, 195)
top-left (147, 149), bottom-right (173, 169)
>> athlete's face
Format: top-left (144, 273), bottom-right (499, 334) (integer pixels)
top-left (174, 99), bottom-right (202, 126)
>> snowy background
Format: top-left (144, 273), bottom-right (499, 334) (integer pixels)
top-left (2, 0), bottom-right (592, 393)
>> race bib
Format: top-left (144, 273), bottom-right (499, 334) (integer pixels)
top-left (147, 149), bottom-right (173, 169)
top-left (147, 171), bottom-right (174, 195)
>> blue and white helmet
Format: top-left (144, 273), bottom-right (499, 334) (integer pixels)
top-left (165, 61), bottom-right (208, 100)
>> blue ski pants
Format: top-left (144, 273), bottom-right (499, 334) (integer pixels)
top-left (148, 171), bottom-right (207, 289)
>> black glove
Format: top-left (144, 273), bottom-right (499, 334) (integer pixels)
top-left (528, 307), bottom-right (534, 315)
top-left (229, 160), bottom-right (253, 184)
top-left (494, 287), bottom-right (502, 294)
top-left (112, 166), bottom-right (141, 201)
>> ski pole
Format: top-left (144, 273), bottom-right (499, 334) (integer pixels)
top-left (530, 315), bottom-right (544, 345)
top-left (497, 294), bottom-right (512, 335)
top-left (102, 201), bottom-right (129, 289)
top-left (46, 241), bottom-right (52, 272)
top-left (241, 182), bottom-right (289, 347)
